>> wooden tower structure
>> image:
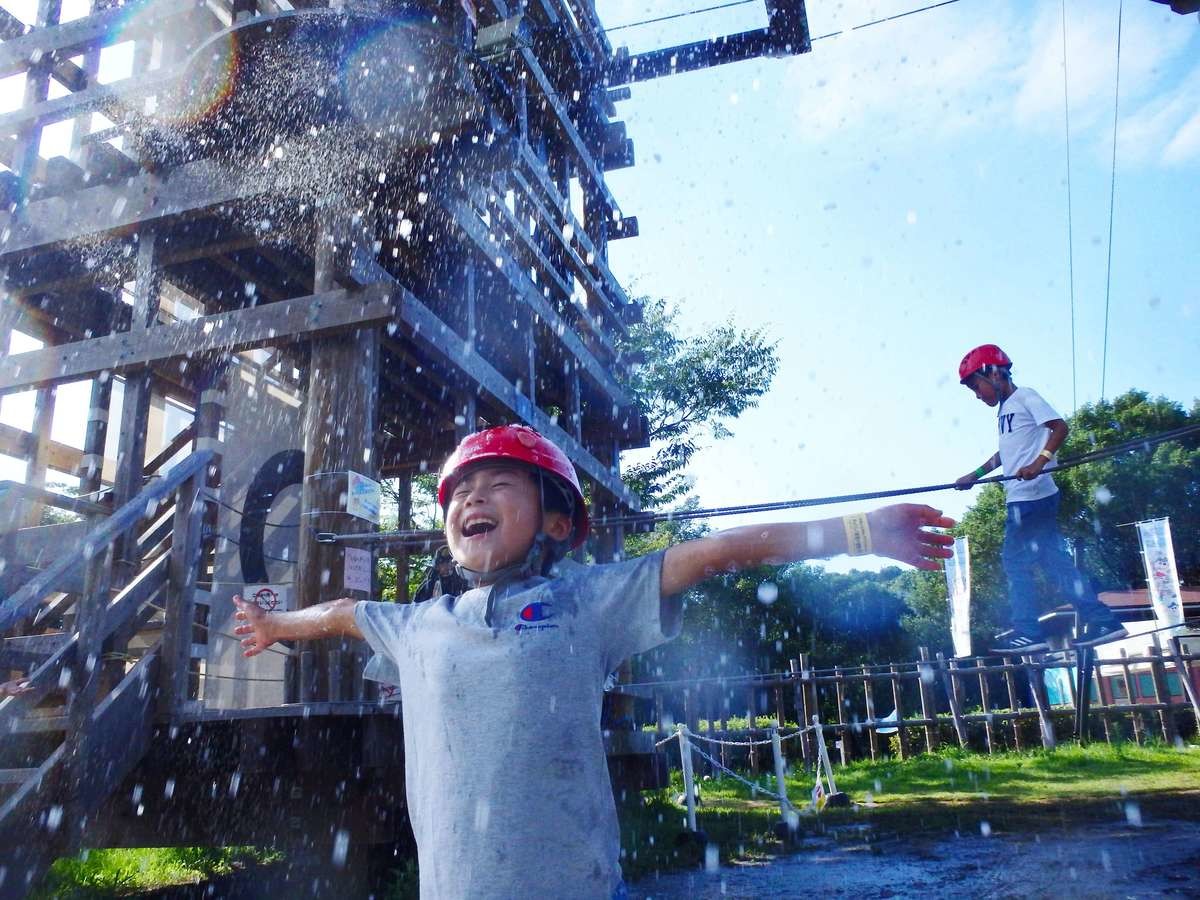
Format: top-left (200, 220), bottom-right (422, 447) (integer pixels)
top-left (0, 0), bottom-right (809, 894)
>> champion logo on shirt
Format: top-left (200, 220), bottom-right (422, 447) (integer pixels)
top-left (515, 601), bottom-right (559, 634)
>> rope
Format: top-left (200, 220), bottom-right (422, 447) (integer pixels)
top-left (204, 494), bottom-right (299, 528)
top-left (687, 742), bottom-right (783, 802)
top-left (312, 422), bottom-right (1200, 546)
top-left (1100, 0), bottom-right (1123, 401)
top-left (1060, 0), bottom-right (1077, 411)
top-left (686, 728), bottom-right (807, 748)
top-left (594, 422), bottom-right (1200, 529)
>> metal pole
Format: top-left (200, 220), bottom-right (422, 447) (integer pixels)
top-left (677, 724), bottom-right (698, 833)
top-left (770, 725), bottom-right (791, 822)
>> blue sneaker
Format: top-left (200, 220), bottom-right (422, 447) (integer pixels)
top-left (989, 631), bottom-right (1049, 654)
top-left (1072, 620), bottom-right (1128, 649)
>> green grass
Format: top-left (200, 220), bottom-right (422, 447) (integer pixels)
top-left (35, 847), bottom-right (282, 898)
top-left (620, 740), bottom-right (1200, 881)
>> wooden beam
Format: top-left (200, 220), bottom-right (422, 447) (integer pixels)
top-left (0, 283), bottom-right (396, 394)
top-left (0, 158), bottom-right (264, 260)
top-left (0, 421), bottom-right (83, 474)
top-left (0, 0), bottom-right (201, 79)
top-left (352, 253), bottom-right (639, 508)
top-left (450, 196), bottom-right (634, 413)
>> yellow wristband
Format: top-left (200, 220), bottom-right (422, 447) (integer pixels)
top-left (842, 513), bottom-right (873, 556)
top-left (1038, 449), bottom-right (1053, 461)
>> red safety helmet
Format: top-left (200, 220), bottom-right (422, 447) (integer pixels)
top-left (437, 425), bottom-right (590, 547)
top-left (958, 344), bottom-right (1012, 384)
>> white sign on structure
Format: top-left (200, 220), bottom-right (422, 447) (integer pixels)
top-left (344, 546), bottom-right (373, 593)
top-left (346, 471), bottom-right (381, 524)
top-left (945, 536), bottom-right (972, 658)
top-left (243, 583), bottom-right (291, 613)
top-left (1136, 517), bottom-right (1185, 642)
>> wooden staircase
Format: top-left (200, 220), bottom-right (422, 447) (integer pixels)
top-left (0, 451), bottom-right (211, 899)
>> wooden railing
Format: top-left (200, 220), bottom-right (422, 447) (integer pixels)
top-left (0, 450), bottom-right (213, 898)
top-left (628, 643), bottom-right (1200, 773)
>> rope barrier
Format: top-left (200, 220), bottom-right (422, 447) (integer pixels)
top-left (686, 742), bottom-right (784, 803)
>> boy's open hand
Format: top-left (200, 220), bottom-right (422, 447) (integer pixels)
top-left (867, 504), bottom-right (956, 570)
top-left (233, 595), bottom-right (276, 658)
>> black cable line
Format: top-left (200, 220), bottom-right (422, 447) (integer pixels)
top-left (209, 530), bottom-right (298, 565)
top-left (315, 423), bottom-right (1200, 545)
top-left (203, 493), bottom-right (299, 528)
top-left (602, 0), bottom-right (758, 34)
top-left (594, 422), bottom-right (1200, 529)
top-left (811, 0), bottom-right (966, 42)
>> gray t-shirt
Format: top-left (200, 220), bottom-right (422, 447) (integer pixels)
top-left (355, 551), bottom-right (675, 900)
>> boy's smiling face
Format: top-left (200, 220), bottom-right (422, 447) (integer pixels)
top-left (444, 463), bottom-right (571, 578)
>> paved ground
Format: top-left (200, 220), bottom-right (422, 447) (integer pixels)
top-left (628, 819), bottom-right (1200, 899)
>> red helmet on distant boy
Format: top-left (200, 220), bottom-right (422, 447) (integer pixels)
top-left (437, 425), bottom-right (590, 547)
top-left (958, 344), bottom-right (1012, 384)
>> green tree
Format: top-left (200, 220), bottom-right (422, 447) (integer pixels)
top-left (618, 297), bottom-right (779, 508)
top-left (1056, 391), bottom-right (1200, 589)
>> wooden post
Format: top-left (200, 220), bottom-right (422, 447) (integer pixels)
top-left (1092, 662), bottom-right (1114, 745)
top-left (1147, 645), bottom-right (1179, 744)
top-left (862, 665), bottom-right (879, 760)
top-left (976, 657), bottom-right (994, 754)
top-left (111, 231), bottom-right (163, 577)
top-left (746, 685), bottom-right (759, 774)
top-left (936, 653), bottom-right (968, 749)
top-left (889, 663), bottom-right (909, 759)
top-left (654, 690), bottom-right (665, 738)
top-left (1167, 637), bottom-right (1200, 727)
top-left (683, 686), bottom-right (699, 738)
top-left (77, 373), bottom-right (113, 497)
top-left (160, 465), bottom-right (206, 715)
top-left (294, 211), bottom-right (380, 702)
top-left (791, 658), bottom-right (813, 769)
top-left (1119, 649), bottom-right (1144, 744)
top-left (916, 648), bottom-right (940, 753)
top-left (1002, 653), bottom-right (1024, 751)
top-left (833, 664), bottom-right (849, 763)
top-left (1023, 655), bottom-right (1058, 750)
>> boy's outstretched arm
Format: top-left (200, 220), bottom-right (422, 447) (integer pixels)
top-left (661, 504), bottom-right (955, 597)
top-left (233, 596), bottom-right (363, 657)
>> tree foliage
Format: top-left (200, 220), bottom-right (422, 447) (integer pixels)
top-left (618, 297), bottom-right (779, 508)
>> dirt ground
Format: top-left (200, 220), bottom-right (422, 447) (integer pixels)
top-left (628, 819), bottom-right (1200, 899)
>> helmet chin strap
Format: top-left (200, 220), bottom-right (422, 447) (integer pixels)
top-left (450, 472), bottom-right (575, 628)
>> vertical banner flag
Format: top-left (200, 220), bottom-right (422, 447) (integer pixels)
top-left (945, 536), bottom-right (972, 658)
top-left (1136, 517), bottom-right (1184, 640)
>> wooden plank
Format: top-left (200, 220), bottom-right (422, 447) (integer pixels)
top-left (0, 283), bottom-right (395, 394)
top-left (352, 254), bottom-right (640, 508)
top-left (450, 196), bottom-right (633, 410)
top-left (0, 158), bottom-right (262, 260)
top-left (0, 0), bottom-right (201, 79)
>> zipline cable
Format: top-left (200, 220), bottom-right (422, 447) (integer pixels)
top-left (315, 423), bottom-right (1200, 545)
top-left (1061, 0), bottom-right (1078, 411)
top-left (1100, 0), bottom-right (1124, 402)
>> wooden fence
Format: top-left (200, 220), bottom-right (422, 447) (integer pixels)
top-left (628, 640), bottom-right (1200, 773)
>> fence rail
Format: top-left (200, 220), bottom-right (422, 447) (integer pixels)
top-left (627, 642), bottom-right (1200, 772)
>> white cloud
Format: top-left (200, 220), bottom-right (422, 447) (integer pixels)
top-left (779, 0), bottom-right (1199, 170)
top-left (1162, 108), bottom-right (1200, 166)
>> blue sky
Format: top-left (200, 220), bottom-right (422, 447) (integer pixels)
top-left (597, 0), bottom-right (1199, 569)
top-left (1, 0), bottom-right (1196, 575)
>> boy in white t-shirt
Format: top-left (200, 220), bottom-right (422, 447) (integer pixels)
top-left (955, 344), bottom-right (1126, 653)
top-left (233, 425), bottom-right (954, 899)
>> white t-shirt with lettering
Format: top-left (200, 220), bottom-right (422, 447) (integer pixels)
top-left (997, 386), bottom-right (1061, 504)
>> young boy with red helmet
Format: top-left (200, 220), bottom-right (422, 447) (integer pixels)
top-left (955, 345), bottom-right (1127, 654)
top-left (235, 424), bottom-right (952, 899)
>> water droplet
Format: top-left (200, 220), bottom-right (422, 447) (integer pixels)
top-left (757, 582), bottom-right (779, 605)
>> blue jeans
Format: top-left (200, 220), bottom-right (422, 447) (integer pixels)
top-left (1002, 492), bottom-right (1114, 635)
